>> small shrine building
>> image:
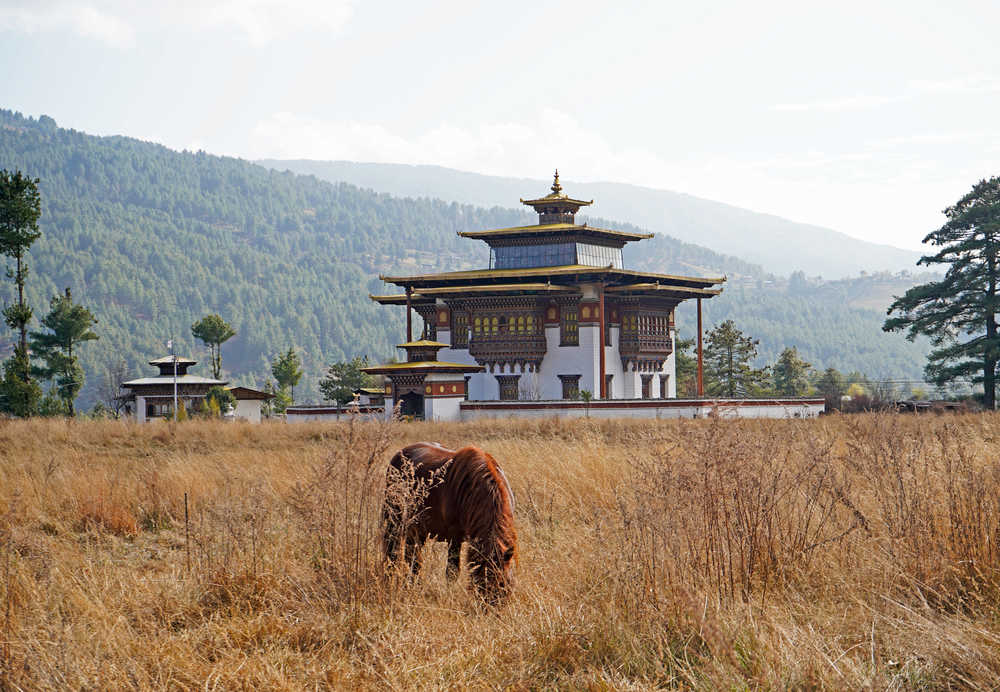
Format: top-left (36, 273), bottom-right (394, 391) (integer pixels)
top-left (123, 355), bottom-right (274, 423)
top-left (365, 172), bottom-right (730, 420)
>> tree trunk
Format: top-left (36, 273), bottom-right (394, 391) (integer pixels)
top-left (15, 252), bottom-right (28, 380)
top-left (987, 242), bottom-right (998, 410)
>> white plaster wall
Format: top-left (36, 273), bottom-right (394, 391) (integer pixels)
top-left (286, 408), bottom-right (385, 423)
top-left (576, 323), bottom-right (602, 396)
top-left (233, 399), bottom-right (261, 423)
top-left (662, 328), bottom-right (678, 398)
top-left (436, 327), bottom-right (478, 367)
top-left (136, 395), bottom-right (146, 423)
top-left (536, 324), bottom-right (565, 400)
top-left (621, 366), bottom-right (641, 399)
top-left (424, 396), bottom-right (463, 422)
top-left (604, 325), bottom-right (624, 399)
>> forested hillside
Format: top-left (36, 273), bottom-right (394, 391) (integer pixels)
top-left (680, 272), bottom-right (936, 384)
top-left (0, 110), bottom-right (931, 409)
top-left (259, 159), bottom-right (922, 278)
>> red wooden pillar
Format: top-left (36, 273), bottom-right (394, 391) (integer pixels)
top-left (405, 286), bottom-right (413, 343)
top-left (598, 284), bottom-right (606, 399)
top-left (696, 297), bottom-right (704, 397)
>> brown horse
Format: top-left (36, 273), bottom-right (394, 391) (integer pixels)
top-left (382, 442), bottom-right (518, 602)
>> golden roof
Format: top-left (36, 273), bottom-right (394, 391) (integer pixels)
top-left (519, 170), bottom-right (593, 209)
top-left (380, 264), bottom-right (725, 290)
top-left (370, 294), bottom-right (424, 305)
top-left (605, 283), bottom-right (724, 297)
top-left (458, 222), bottom-right (651, 241)
top-left (370, 283), bottom-right (579, 304)
top-left (397, 339), bottom-right (449, 348)
top-left (361, 361), bottom-right (486, 375)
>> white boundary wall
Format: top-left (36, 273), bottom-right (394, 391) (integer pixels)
top-left (286, 405), bottom-right (384, 423)
top-left (459, 399), bottom-right (826, 421)
top-left (286, 399), bottom-right (825, 423)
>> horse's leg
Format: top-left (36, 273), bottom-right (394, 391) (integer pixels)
top-left (404, 534), bottom-right (425, 576)
top-left (446, 539), bottom-right (462, 581)
top-left (381, 503), bottom-right (402, 567)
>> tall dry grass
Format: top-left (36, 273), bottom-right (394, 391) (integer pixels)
top-left (1, 413), bottom-right (1000, 688)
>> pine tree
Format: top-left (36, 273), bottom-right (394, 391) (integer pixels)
top-left (191, 314), bottom-right (236, 380)
top-left (814, 367), bottom-right (846, 405)
top-left (772, 346), bottom-right (813, 396)
top-left (0, 347), bottom-right (41, 416)
top-left (0, 170), bottom-right (42, 385)
top-left (271, 347), bottom-right (303, 402)
top-left (885, 177), bottom-right (1000, 408)
top-left (205, 385), bottom-right (235, 417)
top-left (673, 336), bottom-right (698, 397)
top-left (703, 320), bottom-right (770, 397)
top-left (29, 288), bottom-right (98, 416)
top-left (319, 356), bottom-right (374, 405)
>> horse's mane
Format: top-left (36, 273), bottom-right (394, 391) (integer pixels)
top-left (449, 446), bottom-right (518, 564)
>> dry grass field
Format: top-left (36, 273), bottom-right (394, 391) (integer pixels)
top-left (2, 413), bottom-right (1000, 690)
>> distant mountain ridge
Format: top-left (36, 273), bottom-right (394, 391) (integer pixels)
top-left (257, 159), bottom-right (922, 279)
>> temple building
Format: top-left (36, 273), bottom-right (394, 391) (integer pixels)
top-left (365, 172), bottom-right (730, 420)
top-left (122, 355), bottom-right (274, 423)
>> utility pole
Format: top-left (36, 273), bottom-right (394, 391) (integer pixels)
top-left (169, 338), bottom-right (178, 420)
top-left (696, 298), bottom-right (704, 397)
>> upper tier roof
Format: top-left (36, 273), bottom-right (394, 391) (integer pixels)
top-left (458, 222), bottom-right (652, 244)
top-left (148, 355), bottom-right (196, 366)
top-left (517, 170), bottom-right (594, 224)
top-left (519, 169), bottom-right (592, 210)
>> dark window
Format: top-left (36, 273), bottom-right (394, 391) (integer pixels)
top-left (559, 374), bottom-right (581, 400)
top-left (464, 376), bottom-right (471, 401)
top-left (605, 374), bottom-right (614, 399)
top-left (641, 374), bottom-right (653, 399)
top-left (660, 375), bottom-right (670, 398)
top-left (575, 243), bottom-right (623, 269)
top-left (497, 375), bottom-right (520, 401)
top-left (560, 307), bottom-right (579, 346)
top-left (492, 243), bottom-right (576, 269)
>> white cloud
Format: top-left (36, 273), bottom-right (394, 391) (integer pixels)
top-left (0, 2), bottom-right (134, 47)
top-left (0, 0), bottom-right (354, 46)
top-left (771, 75), bottom-right (1000, 113)
top-left (771, 93), bottom-right (904, 113)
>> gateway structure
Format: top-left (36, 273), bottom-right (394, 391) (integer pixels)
top-left (365, 172), bottom-right (729, 419)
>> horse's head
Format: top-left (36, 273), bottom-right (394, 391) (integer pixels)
top-left (470, 532), bottom-right (517, 605)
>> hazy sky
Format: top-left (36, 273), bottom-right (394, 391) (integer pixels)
top-left (2, 0), bottom-right (999, 251)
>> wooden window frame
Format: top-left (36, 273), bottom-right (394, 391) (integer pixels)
top-left (496, 375), bottom-right (520, 401)
top-left (558, 374), bottom-right (581, 400)
top-left (560, 307), bottom-right (579, 346)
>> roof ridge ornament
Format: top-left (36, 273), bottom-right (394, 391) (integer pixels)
top-left (519, 169), bottom-right (593, 224)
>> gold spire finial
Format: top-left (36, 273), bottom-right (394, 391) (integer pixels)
top-left (551, 169), bottom-right (562, 195)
